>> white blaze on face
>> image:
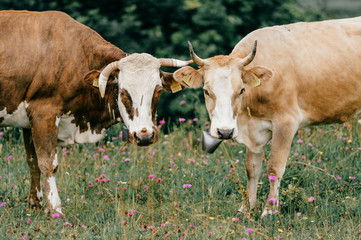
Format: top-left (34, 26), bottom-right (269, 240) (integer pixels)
top-left (0, 101), bottom-right (30, 128)
top-left (47, 176), bottom-right (62, 213)
top-left (208, 67), bottom-right (238, 138)
top-left (117, 53), bottom-right (161, 135)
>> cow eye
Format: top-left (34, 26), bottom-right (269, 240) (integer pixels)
top-left (156, 87), bottom-right (163, 95)
top-left (204, 89), bottom-right (210, 96)
top-left (240, 88), bottom-right (245, 95)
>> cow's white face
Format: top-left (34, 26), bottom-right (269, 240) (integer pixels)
top-left (93, 53), bottom-right (191, 146)
top-left (173, 41), bottom-right (272, 140)
top-left (202, 59), bottom-right (245, 139)
top-left (117, 54), bottom-right (162, 145)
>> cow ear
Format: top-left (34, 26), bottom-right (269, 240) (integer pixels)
top-left (84, 70), bottom-right (101, 88)
top-left (84, 70), bottom-right (119, 88)
top-left (160, 70), bottom-right (185, 93)
top-left (242, 66), bottom-right (273, 88)
top-left (173, 66), bottom-right (204, 88)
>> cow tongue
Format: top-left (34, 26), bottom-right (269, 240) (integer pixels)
top-left (202, 131), bottom-right (222, 154)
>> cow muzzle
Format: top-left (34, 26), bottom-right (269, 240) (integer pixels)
top-left (123, 126), bottom-right (159, 146)
top-left (217, 128), bottom-right (234, 140)
top-left (133, 129), bottom-right (156, 146)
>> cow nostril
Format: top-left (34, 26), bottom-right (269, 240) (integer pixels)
top-left (134, 131), bottom-right (155, 146)
top-left (133, 132), bottom-right (140, 143)
top-left (228, 129), bottom-right (234, 138)
top-left (147, 131), bottom-right (155, 142)
top-left (217, 128), bottom-right (234, 139)
top-left (217, 128), bottom-right (222, 138)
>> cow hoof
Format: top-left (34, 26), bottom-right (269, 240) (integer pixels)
top-left (261, 209), bottom-right (273, 219)
top-left (236, 204), bottom-right (256, 218)
top-left (235, 211), bottom-right (252, 220)
top-left (236, 205), bottom-right (244, 216)
top-left (235, 206), bottom-right (253, 219)
top-left (52, 214), bottom-right (71, 226)
top-left (25, 196), bottom-right (43, 211)
top-left (31, 203), bottom-right (43, 211)
top-left (45, 208), bottom-right (66, 219)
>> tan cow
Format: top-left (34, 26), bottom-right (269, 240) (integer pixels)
top-left (0, 11), bottom-right (191, 217)
top-left (173, 17), bottom-right (361, 217)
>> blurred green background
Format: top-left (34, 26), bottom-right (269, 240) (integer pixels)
top-left (1, 0), bottom-right (360, 123)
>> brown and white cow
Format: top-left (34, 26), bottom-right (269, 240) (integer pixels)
top-left (173, 17), bottom-right (361, 217)
top-left (0, 11), bottom-right (191, 217)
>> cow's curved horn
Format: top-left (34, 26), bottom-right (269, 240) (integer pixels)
top-left (159, 58), bottom-right (193, 67)
top-left (240, 40), bottom-right (257, 67)
top-left (98, 61), bottom-right (119, 98)
top-left (188, 41), bottom-right (206, 67)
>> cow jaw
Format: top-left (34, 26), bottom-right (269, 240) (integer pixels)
top-left (206, 66), bottom-right (239, 139)
top-left (117, 54), bottom-right (161, 146)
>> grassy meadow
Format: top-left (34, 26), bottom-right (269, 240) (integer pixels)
top-left (0, 117), bottom-right (361, 239)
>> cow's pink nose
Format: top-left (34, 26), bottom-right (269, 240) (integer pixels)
top-left (217, 128), bottom-right (234, 139)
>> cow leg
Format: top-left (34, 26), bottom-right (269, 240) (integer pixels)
top-left (23, 128), bottom-right (43, 210)
top-left (238, 149), bottom-right (264, 216)
top-left (28, 110), bottom-right (63, 217)
top-left (261, 121), bottom-right (298, 218)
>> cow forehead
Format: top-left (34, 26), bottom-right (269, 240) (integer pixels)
top-left (208, 67), bottom-right (232, 92)
top-left (204, 58), bottom-right (243, 92)
top-left (207, 55), bottom-right (235, 66)
top-left (118, 53), bottom-right (161, 92)
top-left (119, 53), bottom-right (160, 74)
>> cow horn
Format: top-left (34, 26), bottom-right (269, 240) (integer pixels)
top-left (159, 58), bottom-right (193, 67)
top-left (241, 40), bottom-right (257, 66)
top-left (188, 41), bottom-right (206, 67)
top-left (98, 61), bottom-right (119, 98)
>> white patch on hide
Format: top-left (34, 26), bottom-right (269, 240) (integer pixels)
top-left (57, 112), bottom-right (105, 146)
top-left (55, 116), bottom-right (60, 127)
top-left (47, 176), bottom-right (61, 211)
top-left (52, 154), bottom-right (58, 167)
top-left (0, 101), bottom-right (30, 128)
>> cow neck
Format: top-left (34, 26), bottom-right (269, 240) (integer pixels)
top-left (97, 83), bottom-right (122, 129)
top-left (83, 38), bottom-right (127, 71)
top-left (78, 40), bottom-right (125, 131)
top-left (241, 88), bottom-right (271, 119)
top-left (61, 76), bottom-right (121, 135)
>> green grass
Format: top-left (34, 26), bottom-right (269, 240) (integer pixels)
top-left (0, 119), bottom-right (361, 239)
